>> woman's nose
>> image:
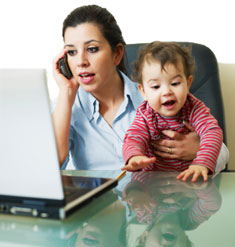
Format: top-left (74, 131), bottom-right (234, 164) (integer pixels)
top-left (76, 52), bottom-right (89, 67)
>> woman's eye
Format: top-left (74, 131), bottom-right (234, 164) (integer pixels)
top-left (87, 46), bottom-right (99, 53)
top-left (172, 81), bottom-right (181, 86)
top-left (67, 50), bottom-right (77, 56)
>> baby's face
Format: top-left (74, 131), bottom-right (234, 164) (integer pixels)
top-left (139, 60), bottom-right (192, 117)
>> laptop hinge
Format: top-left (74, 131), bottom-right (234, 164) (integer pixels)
top-left (23, 200), bottom-right (46, 206)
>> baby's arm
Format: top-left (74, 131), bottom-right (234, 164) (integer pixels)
top-left (189, 96), bottom-right (223, 173)
top-left (122, 156), bottom-right (156, 171)
top-left (123, 103), bottom-right (154, 165)
top-left (177, 164), bottom-right (209, 182)
top-left (177, 95), bottom-right (223, 182)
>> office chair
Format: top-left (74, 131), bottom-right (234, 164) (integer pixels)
top-left (125, 42), bottom-right (227, 144)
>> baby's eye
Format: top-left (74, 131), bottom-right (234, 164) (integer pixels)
top-left (172, 81), bottom-right (181, 86)
top-left (67, 50), bottom-right (77, 56)
top-left (87, 46), bottom-right (99, 53)
top-left (151, 85), bottom-right (160, 89)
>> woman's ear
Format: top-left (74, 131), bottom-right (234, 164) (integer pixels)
top-left (114, 43), bottom-right (124, 66)
top-left (138, 84), bottom-right (147, 100)
top-left (187, 75), bottom-right (193, 91)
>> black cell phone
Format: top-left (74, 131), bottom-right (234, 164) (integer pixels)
top-left (59, 55), bottom-right (73, 79)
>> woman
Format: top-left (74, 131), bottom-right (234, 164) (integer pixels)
top-left (52, 5), bottom-right (228, 172)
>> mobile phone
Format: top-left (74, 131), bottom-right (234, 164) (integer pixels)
top-left (59, 54), bottom-right (73, 79)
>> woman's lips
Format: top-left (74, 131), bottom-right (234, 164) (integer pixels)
top-left (79, 73), bottom-right (95, 84)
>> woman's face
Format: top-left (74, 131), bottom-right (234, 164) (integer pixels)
top-left (64, 23), bottom-right (122, 94)
top-left (75, 224), bottom-right (105, 247)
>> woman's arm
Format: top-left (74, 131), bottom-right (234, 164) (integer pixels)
top-left (52, 50), bottom-right (79, 165)
top-left (215, 142), bottom-right (229, 172)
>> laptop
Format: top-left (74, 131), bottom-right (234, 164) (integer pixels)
top-left (0, 69), bottom-right (118, 219)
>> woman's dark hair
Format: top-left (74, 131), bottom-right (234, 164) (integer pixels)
top-left (62, 5), bottom-right (127, 74)
top-left (133, 41), bottom-right (195, 85)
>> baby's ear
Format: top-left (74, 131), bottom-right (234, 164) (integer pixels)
top-left (138, 84), bottom-right (147, 100)
top-left (187, 75), bottom-right (193, 90)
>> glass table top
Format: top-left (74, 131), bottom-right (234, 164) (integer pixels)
top-left (0, 170), bottom-right (235, 247)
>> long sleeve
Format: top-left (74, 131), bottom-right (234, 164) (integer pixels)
top-left (189, 95), bottom-right (223, 173)
top-left (122, 102), bottom-right (155, 163)
top-left (183, 181), bottom-right (222, 229)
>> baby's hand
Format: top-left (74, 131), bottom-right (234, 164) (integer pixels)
top-left (123, 191), bottom-right (156, 212)
top-left (122, 156), bottom-right (156, 171)
top-left (176, 165), bottom-right (209, 182)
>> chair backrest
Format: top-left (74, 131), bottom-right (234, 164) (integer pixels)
top-left (125, 42), bottom-right (226, 143)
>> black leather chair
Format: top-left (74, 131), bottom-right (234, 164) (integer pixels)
top-left (125, 42), bottom-right (227, 144)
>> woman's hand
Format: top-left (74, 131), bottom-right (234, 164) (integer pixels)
top-left (53, 49), bottom-right (79, 97)
top-left (152, 121), bottom-right (200, 161)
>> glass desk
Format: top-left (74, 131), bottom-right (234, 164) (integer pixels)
top-left (0, 170), bottom-right (235, 247)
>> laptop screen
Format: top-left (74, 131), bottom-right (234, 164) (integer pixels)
top-left (0, 69), bottom-right (64, 201)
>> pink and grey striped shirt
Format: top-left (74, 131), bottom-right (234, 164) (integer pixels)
top-left (122, 93), bottom-right (223, 173)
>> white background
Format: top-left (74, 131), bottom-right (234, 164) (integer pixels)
top-left (0, 1), bottom-right (235, 245)
top-left (1, 2), bottom-right (235, 164)
top-left (0, 0), bottom-right (234, 99)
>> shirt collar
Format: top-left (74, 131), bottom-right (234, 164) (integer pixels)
top-left (78, 87), bottom-right (97, 121)
top-left (120, 71), bottom-right (143, 110)
top-left (77, 71), bottom-right (143, 121)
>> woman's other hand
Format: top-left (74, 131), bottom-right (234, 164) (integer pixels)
top-left (152, 121), bottom-right (200, 161)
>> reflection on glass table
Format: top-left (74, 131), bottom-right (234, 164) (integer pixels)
top-left (121, 171), bottom-right (222, 247)
top-left (0, 189), bottom-right (126, 247)
top-left (2, 169), bottom-right (235, 246)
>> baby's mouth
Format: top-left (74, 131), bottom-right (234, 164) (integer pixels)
top-left (162, 100), bottom-right (176, 106)
top-left (162, 232), bottom-right (177, 242)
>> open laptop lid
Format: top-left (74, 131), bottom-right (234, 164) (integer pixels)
top-left (0, 69), bottom-right (64, 203)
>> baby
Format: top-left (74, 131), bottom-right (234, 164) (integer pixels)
top-left (122, 41), bottom-right (223, 182)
